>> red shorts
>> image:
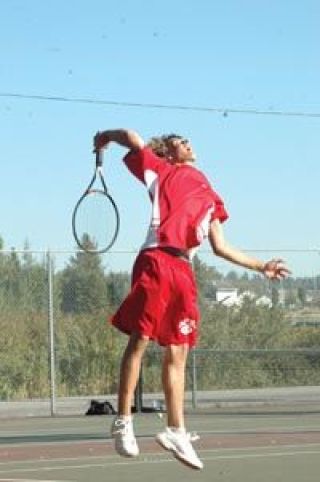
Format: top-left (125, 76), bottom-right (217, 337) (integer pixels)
top-left (110, 248), bottom-right (200, 347)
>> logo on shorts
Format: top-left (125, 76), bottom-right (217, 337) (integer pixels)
top-left (179, 318), bottom-right (196, 336)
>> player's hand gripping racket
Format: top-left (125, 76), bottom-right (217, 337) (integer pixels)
top-left (72, 149), bottom-right (120, 253)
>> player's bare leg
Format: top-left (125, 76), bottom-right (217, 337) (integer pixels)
top-left (111, 332), bottom-right (149, 457)
top-left (117, 332), bottom-right (149, 415)
top-left (162, 343), bottom-right (189, 428)
top-left (156, 343), bottom-right (203, 469)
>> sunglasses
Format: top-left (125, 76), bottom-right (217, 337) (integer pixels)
top-left (179, 138), bottom-right (189, 145)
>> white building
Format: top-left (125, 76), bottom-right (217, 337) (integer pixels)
top-left (215, 288), bottom-right (239, 306)
top-left (214, 287), bottom-right (272, 308)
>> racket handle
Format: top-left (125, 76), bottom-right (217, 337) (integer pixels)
top-left (96, 149), bottom-right (103, 167)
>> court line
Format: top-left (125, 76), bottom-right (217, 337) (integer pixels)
top-left (0, 479), bottom-right (71, 481)
top-left (3, 418), bottom-right (320, 438)
top-left (184, 426), bottom-right (320, 435)
top-left (2, 441), bottom-right (320, 468)
top-left (2, 424), bottom-right (320, 447)
top-left (2, 415), bottom-right (320, 440)
top-left (0, 445), bottom-right (320, 474)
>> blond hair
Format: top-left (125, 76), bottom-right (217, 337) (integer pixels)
top-left (147, 133), bottom-right (183, 158)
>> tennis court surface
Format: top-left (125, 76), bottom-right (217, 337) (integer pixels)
top-left (1, 405), bottom-right (320, 482)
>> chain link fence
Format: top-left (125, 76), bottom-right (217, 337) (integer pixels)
top-left (0, 248), bottom-right (320, 417)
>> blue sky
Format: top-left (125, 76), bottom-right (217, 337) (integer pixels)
top-left (0, 0), bottom-right (319, 276)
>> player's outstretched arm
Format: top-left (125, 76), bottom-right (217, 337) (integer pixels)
top-left (209, 219), bottom-right (290, 280)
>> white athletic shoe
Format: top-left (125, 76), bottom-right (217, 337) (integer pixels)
top-left (111, 417), bottom-right (139, 457)
top-left (155, 427), bottom-right (203, 470)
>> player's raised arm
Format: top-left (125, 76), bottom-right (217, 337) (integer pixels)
top-left (93, 129), bottom-right (145, 152)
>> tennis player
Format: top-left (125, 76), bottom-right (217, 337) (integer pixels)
top-left (94, 129), bottom-right (289, 470)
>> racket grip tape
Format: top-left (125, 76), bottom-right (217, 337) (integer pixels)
top-left (96, 150), bottom-right (103, 167)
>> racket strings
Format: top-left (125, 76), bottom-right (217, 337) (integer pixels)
top-left (73, 190), bottom-right (119, 252)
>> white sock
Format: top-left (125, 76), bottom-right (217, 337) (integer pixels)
top-left (118, 415), bottom-right (132, 422)
top-left (168, 426), bottom-right (186, 434)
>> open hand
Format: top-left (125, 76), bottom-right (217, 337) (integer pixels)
top-left (262, 259), bottom-right (291, 280)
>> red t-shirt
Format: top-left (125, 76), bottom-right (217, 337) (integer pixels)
top-left (124, 147), bottom-right (228, 255)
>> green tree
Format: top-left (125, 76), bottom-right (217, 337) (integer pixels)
top-left (59, 247), bottom-right (109, 314)
top-left (19, 245), bottom-right (47, 312)
top-left (193, 255), bottom-right (221, 303)
top-left (297, 287), bottom-right (306, 306)
top-left (225, 270), bottom-right (239, 282)
top-left (0, 249), bottom-right (22, 306)
top-left (106, 271), bottom-right (130, 307)
top-left (271, 286), bottom-right (279, 307)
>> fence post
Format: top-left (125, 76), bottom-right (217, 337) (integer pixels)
top-left (47, 251), bottom-right (56, 416)
top-left (191, 349), bottom-right (197, 409)
top-left (134, 370), bottom-right (143, 413)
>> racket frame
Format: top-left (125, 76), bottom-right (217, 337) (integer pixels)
top-left (72, 150), bottom-right (120, 253)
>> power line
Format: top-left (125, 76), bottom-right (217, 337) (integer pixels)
top-left (1, 248), bottom-right (319, 254)
top-left (0, 92), bottom-right (319, 118)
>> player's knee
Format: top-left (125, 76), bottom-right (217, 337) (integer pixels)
top-left (165, 343), bottom-right (189, 364)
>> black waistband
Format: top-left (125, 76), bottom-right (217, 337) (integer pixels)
top-left (158, 246), bottom-right (190, 261)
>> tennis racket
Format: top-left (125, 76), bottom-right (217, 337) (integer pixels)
top-left (72, 149), bottom-right (120, 253)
